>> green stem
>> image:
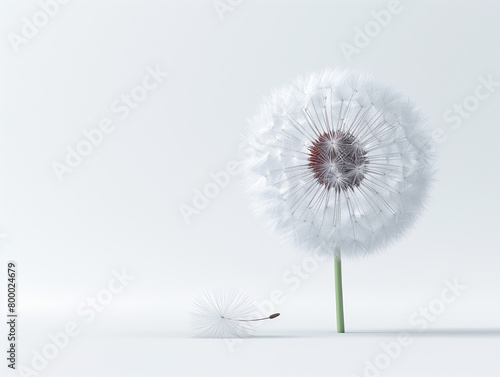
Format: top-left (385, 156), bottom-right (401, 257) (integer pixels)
top-left (334, 248), bottom-right (345, 333)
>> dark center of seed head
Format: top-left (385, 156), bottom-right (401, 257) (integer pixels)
top-left (308, 131), bottom-right (368, 191)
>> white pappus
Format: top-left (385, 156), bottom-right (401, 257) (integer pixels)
top-left (191, 288), bottom-right (280, 338)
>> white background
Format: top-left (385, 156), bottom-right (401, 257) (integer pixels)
top-left (1, 0), bottom-right (499, 376)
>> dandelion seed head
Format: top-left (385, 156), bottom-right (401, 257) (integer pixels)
top-left (242, 69), bottom-right (437, 258)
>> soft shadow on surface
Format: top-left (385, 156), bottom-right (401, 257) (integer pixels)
top-left (253, 329), bottom-right (500, 338)
top-left (103, 329), bottom-right (500, 339)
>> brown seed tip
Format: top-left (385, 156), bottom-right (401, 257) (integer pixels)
top-left (269, 313), bottom-right (280, 319)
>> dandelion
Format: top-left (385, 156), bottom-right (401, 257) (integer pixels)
top-left (191, 288), bottom-right (280, 338)
top-left (242, 69), bottom-right (436, 332)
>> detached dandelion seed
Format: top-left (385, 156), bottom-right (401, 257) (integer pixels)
top-left (242, 69), bottom-right (436, 333)
top-left (191, 288), bottom-right (280, 338)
